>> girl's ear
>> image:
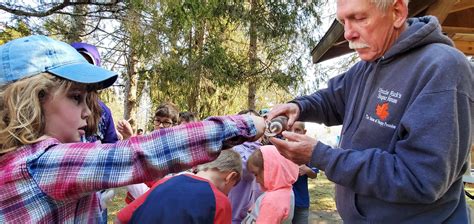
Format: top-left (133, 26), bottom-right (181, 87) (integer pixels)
top-left (38, 90), bottom-right (46, 102)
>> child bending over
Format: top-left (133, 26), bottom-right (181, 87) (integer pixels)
top-left (117, 149), bottom-right (243, 223)
top-left (243, 145), bottom-right (299, 224)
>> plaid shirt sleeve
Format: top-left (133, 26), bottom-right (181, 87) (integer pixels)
top-left (29, 115), bottom-right (257, 201)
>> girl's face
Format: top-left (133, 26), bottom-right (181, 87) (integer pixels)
top-left (42, 85), bottom-right (91, 143)
top-left (248, 162), bottom-right (264, 189)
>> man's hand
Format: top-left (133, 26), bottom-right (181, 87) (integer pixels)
top-left (269, 131), bottom-right (318, 165)
top-left (266, 103), bottom-right (300, 127)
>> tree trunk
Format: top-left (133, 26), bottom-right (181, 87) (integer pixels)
top-left (67, 5), bottom-right (87, 42)
top-left (123, 9), bottom-right (139, 128)
top-left (123, 44), bottom-right (138, 123)
top-left (187, 9), bottom-right (207, 114)
top-left (247, 0), bottom-right (258, 110)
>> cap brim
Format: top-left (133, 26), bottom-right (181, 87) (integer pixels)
top-left (48, 62), bottom-right (118, 90)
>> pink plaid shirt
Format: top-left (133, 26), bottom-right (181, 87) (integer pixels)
top-left (0, 115), bottom-right (256, 223)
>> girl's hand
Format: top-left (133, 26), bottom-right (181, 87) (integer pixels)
top-left (117, 119), bottom-right (134, 140)
top-left (249, 115), bottom-right (266, 141)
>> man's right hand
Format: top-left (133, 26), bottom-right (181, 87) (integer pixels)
top-left (266, 103), bottom-right (300, 127)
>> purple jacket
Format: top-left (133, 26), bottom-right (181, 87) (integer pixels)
top-left (86, 100), bottom-right (119, 143)
top-left (228, 141), bottom-right (263, 224)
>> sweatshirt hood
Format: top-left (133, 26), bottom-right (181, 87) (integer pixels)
top-left (261, 145), bottom-right (298, 191)
top-left (383, 16), bottom-right (453, 61)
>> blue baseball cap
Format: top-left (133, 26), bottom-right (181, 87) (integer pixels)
top-left (0, 35), bottom-right (117, 90)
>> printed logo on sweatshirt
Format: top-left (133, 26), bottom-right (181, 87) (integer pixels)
top-left (365, 87), bottom-right (402, 129)
top-left (375, 102), bottom-right (389, 121)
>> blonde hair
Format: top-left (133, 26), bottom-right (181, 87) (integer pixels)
top-left (196, 149), bottom-right (243, 178)
top-left (85, 91), bottom-right (101, 137)
top-left (0, 73), bottom-right (98, 154)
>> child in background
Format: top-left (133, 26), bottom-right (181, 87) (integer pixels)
top-left (118, 102), bottom-right (181, 204)
top-left (117, 149), bottom-right (243, 223)
top-left (243, 145), bottom-right (299, 224)
top-left (152, 102), bottom-right (180, 130)
top-left (289, 122), bottom-right (318, 224)
top-left (0, 35), bottom-right (264, 222)
top-left (179, 111), bottom-right (198, 124)
top-left (117, 102), bottom-right (179, 140)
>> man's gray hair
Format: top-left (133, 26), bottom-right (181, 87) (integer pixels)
top-left (371, 0), bottom-right (409, 11)
top-left (196, 149), bottom-right (242, 177)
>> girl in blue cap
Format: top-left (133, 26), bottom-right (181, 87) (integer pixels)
top-left (0, 35), bottom-right (265, 222)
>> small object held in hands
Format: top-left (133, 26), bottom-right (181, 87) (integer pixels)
top-left (264, 116), bottom-right (288, 137)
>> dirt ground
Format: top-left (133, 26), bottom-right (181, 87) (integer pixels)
top-left (310, 210), bottom-right (342, 224)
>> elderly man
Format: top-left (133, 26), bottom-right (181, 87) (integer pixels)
top-left (267, 0), bottom-right (473, 223)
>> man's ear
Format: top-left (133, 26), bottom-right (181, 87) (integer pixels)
top-left (392, 0), bottom-right (408, 29)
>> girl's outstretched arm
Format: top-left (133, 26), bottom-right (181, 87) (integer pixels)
top-left (27, 115), bottom-right (261, 201)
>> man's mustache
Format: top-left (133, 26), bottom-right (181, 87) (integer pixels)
top-left (348, 41), bottom-right (370, 49)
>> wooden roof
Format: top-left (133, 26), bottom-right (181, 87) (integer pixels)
top-left (311, 0), bottom-right (474, 64)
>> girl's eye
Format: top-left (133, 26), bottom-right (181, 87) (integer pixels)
top-left (71, 94), bottom-right (83, 104)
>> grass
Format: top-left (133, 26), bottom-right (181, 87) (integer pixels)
top-left (107, 187), bottom-right (127, 223)
top-left (310, 172), bottom-right (337, 212)
top-left (465, 183), bottom-right (474, 208)
top-left (106, 174), bottom-right (474, 223)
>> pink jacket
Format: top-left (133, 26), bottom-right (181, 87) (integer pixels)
top-left (243, 145), bottom-right (299, 223)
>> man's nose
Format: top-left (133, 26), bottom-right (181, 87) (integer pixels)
top-left (343, 22), bottom-right (359, 41)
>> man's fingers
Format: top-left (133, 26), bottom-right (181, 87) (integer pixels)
top-left (266, 105), bottom-right (285, 121)
top-left (269, 137), bottom-right (293, 160)
top-left (287, 116), bottom-right (297, 128)
top-left (269, 136), bottom-right (288, 149)
top-left (281, 131), bottom-right (303, 142)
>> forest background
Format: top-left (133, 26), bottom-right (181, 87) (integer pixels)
top-left (0, 0), bottom-right (356, 131)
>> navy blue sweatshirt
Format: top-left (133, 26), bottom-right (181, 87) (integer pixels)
top-left (294, 16), bottom-right (473, 223)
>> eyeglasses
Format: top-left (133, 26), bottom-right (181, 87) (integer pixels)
top-left (153, 119), bottom-right (174, 128)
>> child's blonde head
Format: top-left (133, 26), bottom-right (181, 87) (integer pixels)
top-left (196, 149), bottom-right (243, 195)
top-left (0, 73), bottom-right (97, 153)
top-left (196, 149), bottom-right (243, 177)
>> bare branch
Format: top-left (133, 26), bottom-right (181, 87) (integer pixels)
top-left (0, 1), bottom-right (122, 17)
